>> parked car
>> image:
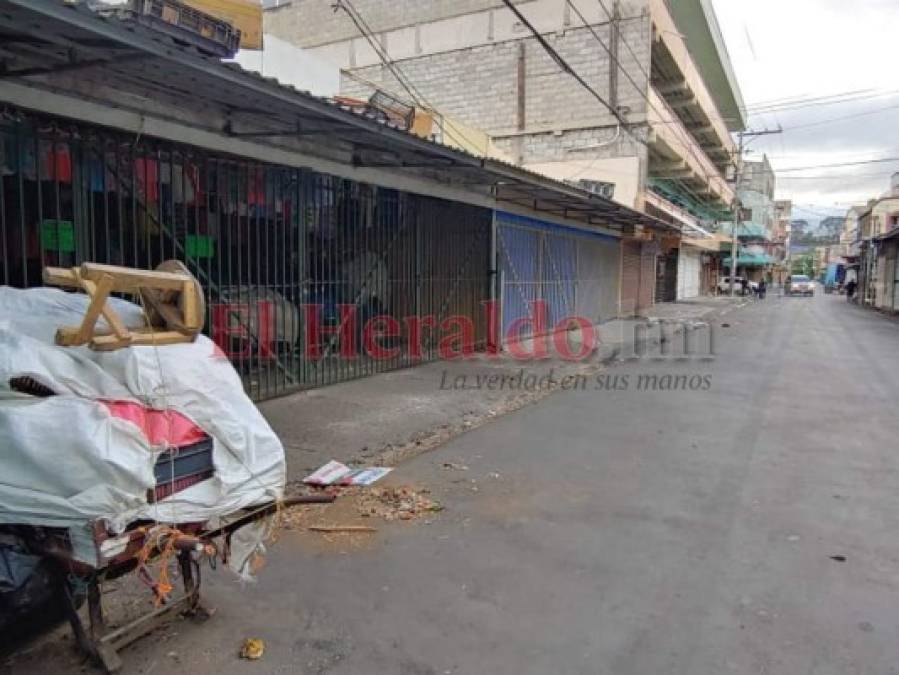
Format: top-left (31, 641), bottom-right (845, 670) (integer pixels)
top-left (717, 276), bottom-right (758, 296)
top-left (786, 274), bottom-right (815, 296)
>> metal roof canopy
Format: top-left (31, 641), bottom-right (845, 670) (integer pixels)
top-left (0, 0), bottom-right (676, 234)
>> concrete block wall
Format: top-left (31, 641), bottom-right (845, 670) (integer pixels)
top-left (339, 17), bottom-right (651, 142)
top-left (266, 0), bottom-right (505, 49)
top-left (492, 127), bottom-right (646, 166)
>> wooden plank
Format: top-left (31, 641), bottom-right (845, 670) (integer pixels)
top-left (79, 278), bottom-right (132, 340)
top-left (80, 263), bottom-right (190, 292)
top-left (91, 330), bottom-right (194, 351)
top-left (68, 273), bottom-right (114, 346)
top-left (57, 326), bottom-right (118, 343)
top-left (140, 288), bottom-right (192, 334)
top-left (43, 266), bottom-right (79, 287)
top-left (181, 280), bottom-right (199, 330)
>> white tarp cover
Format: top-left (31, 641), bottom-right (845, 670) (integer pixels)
top-left (0, 287), bottom-right (286, 533)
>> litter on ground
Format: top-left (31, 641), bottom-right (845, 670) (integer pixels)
top-left (303, 460), bottom-right (393, 486)
top-left (239, 638), bottom-right (265, 661)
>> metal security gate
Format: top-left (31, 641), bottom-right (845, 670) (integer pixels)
top-left (497, 212), bottom-right (610, 341)
top-left (0, 110), bottom-right (491, 400)
top-left (639, 244), bottom-right (656, 311)
top-left (620, 240), bottom-right (641, 316)
top-left (656, 250), bottom-right (678, 303)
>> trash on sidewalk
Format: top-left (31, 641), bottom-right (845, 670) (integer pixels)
top-left (443, 461), bottom-right (469, 471)
top-left (303, 460), bottom-right (392, 486)
top-left (239, 638), bottom-right (265, 660)
top-left (358, 486), bottom-right (444, 521)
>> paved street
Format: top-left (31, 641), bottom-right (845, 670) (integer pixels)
top-left (9, 292), bottom-right (899, 675)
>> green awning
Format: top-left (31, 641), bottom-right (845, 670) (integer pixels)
top-left (723, 253), bottom-right (775, 267)
top-left (719, 222), bottom-right (771, 241)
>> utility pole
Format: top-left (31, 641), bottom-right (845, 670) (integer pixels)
top-left (729, 127), bottom-right (782, 296)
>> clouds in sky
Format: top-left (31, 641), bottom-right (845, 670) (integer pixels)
top-left (710, 0), bottom-right (899, 216)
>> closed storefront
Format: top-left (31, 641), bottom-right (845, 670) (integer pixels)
top-left (894, 244), bottom-right (899, 312)
top-left (639, 244), bottom-right (657, 310)
top-left (619, 238), bottom-right (657, 316)
top-left (656, 250), bottom-right (678, 303)
top-left (677, 247), bottom-right (702, 299)
top-left (0, 110), bottom-right (492, 400)
top-left (497, 212), bottom-right (618, 340)
top-left (620, 240), bottom-right (642, 316)
top-left (874, 232), bottom-right (899, 312)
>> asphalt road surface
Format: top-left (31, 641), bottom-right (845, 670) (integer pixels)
top-left (9, 292), bottom-right (899, 675)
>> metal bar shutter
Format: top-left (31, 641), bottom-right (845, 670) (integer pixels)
top-left (639, 244), bottom-right (656, 310)
top-left (620, 240), bottom-right (641, 316)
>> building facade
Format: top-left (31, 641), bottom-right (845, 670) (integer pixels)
top-left (855, 174), bottom-right (899, 309)
top-left (266, 0), bottom-right (746, 307)
top-left (0, 0), bottom-right (675, 401)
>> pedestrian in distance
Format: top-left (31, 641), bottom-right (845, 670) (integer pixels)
top-left (740, 278), bottom-right (749, 297)
top-left (758, 279), bottom-right (767, 300)
top-left (846, 279), bottom-right (857, 301)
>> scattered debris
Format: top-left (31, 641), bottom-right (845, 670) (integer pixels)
top-left (239, 638), bottom-right (265, 661)
top-left (721, 323), bottom-right (731, 328)
top-left (356, 486), bottom-right (444, 521)
top-left (443, 461), bottom-right (469, 471)
top-left (281, 483), bottom-right (444, 534)
top-left (858, 621), bottom-right (874, 633)
top-left (830, 555), bottom-right (847, 563)
top-left (303, 460), bottom-right (392, 486)
top-left (308, 525), bottom-right (377, 534)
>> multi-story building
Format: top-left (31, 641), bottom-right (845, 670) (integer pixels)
top-left (738, 156), bottom-right (775, 232)
top-left (857, 174), bottom-right (899, 310)
top-left (772, 199), bottom-right (792, 283)
top-left (267, 0), bottom-right (742, 217)
top-left (718, 156), bottom-right (777, 283)
top-left (839, 205), bottom-right (865, 257)
top-left (0, 0), bottom-right (679, 400)
top-left (265, 0), bottom-right (746, 305)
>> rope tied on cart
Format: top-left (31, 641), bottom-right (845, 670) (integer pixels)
top-left (135, 525), bottom-right (185, 605)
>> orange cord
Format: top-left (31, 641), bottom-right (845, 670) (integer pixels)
top-left (136, 525), bottom-right (184, 605)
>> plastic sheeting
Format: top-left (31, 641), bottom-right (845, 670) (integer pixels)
top-left (0, 287), bottom-right (286, 533)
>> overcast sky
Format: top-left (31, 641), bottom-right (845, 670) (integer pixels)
top-left (710, 0), bottom-right (899, 223)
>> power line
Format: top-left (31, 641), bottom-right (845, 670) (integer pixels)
top-left (744, 88), bottom-right (876, 110)
top-left (747, 89), bottom-right (899, 115)
top-left (500, 0), bottom-right (632, 132)
top-left (777, 171), bottom-right (895, 180)
top-left (333, 0), bottom-right (483, 152)
top-left (791, 205), bottom-right (849, 219)
top-left (777, 102), bottom-right (899, 133)
top-left (777, 157), bottom-right (899, 173)
top-left (577, 0), bottom-right (727, 197)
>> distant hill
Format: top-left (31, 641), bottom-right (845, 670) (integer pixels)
top-left (792, 216), bottom-right (841, 245)
top-left (817, 216), bottom-right (844, 239)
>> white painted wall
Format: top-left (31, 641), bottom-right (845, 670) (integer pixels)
top-left (231, 34), bottom-right (340, 97)
top-left (523, 156), bottom-right (642, 210)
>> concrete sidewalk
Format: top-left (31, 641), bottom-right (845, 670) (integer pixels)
top-left (261, 296), bottom-right (747, 482)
